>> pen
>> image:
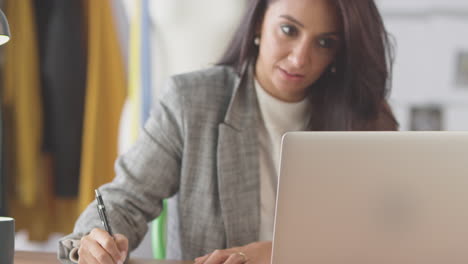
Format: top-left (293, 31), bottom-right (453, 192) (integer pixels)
top-left (95, 189), bottom-right (114, 236)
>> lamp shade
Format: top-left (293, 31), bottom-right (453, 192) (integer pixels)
top-left (0, 9), bottom-right (10, 46)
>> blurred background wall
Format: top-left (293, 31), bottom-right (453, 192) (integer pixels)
top-left (0, 0), bottom-right (466, 260)
top-left (378, 0), bottom-right (468, 130)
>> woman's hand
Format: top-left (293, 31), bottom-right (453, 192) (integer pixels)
top-left (194, 241), bottom-right (272, 264)
top-left (78, 228), bottom-right (129, 264)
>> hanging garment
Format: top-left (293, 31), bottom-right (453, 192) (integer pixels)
top-left (2, 0), bottom-right (126, 240)
top-left (35, 0), bottom-right (87, 197)
top-left (3, 0), bottom-right (43, 210)
top-left (78, 0), bottom-right (127, 212)
top-left (2, 0), bottom-right (72, 241)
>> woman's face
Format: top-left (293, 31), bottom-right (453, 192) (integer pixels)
top-left (255, 0), bottom-right (342, 102)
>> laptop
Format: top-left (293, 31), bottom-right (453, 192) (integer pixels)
top-left (271, 131), bottom-right (468, 264)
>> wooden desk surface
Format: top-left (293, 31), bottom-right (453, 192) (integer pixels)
top-left (15, 251), bottom-right (192, 264)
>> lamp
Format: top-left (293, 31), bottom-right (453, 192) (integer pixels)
top-left (0, 9), bottom-right (10, 46)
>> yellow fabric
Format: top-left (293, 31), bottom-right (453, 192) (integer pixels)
top-left (78, 0), bottom-right (126, 212)
top-left (10, 155), bottom-right (79, 240)
top-left (3, 0), bottom-right (42, 208)
top-left (3, 0), bottom-right (79, 240)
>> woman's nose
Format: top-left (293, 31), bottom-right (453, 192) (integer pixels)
top-left (288, 41), bottom-right (311, 68)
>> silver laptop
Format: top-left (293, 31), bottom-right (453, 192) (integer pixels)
top-left (271, 132), bottom-right (468, 264)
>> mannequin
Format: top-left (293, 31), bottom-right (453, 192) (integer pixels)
top-left (149, 0), bottom-right (247, 99)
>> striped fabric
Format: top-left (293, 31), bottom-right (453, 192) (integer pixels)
top-left (128, 0), bottom-right (152, 138)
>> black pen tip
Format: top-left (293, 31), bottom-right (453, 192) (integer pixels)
top-left (95, 189), bottom-right (100, 197)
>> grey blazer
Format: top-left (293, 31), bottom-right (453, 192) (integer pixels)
top-left (58, 65), bottom-right (261, 262)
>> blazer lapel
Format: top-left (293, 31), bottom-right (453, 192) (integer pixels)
top-left (217, 65), bottom-right (260, 247)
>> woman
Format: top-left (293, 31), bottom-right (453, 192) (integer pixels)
top-left (59, 0), bottom-right (398, 263)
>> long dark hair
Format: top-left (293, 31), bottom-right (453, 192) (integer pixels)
top-left (218, 0), bottom-right (398, 131)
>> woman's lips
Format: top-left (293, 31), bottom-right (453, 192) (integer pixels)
top-left (278, 67), bottom-right (305, 81)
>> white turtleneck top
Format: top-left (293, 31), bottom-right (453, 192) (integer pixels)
top-left (254, 79), bottom-right (311, 241)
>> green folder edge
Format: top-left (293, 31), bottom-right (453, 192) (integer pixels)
top-left (152, 199), bottom-right (167, 259)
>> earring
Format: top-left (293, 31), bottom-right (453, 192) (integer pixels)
top-left (254, 36), bottom-right (260, 46)
top-left (330, 66), bottom-right (337, 74)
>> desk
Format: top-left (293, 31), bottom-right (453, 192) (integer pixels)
top-left (15, 251), bottom-right (192, 264)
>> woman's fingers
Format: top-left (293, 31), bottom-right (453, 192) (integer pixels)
top-left (79, 235), bottom-right (114, 264)
top-left (194, 241), bottom-right (272, 264)
top-left (223, 253), bottom-right (248, 264)
top-left (77, 247), bottom-right (99, 264)
top-left (194, 253), bottom-right (211, 264)
top-left (114, 234), bottom-right (129, 262)
top-left (195, 250), bottom-right (247, 264)
top-left (204, 249), bottom-right (231, 264)
top-left (78, 228), bottom-right (129, 264)
top-left (195, 249), bottom-right (247, 264)
top-left (89, 228), bottom-right (125, 263)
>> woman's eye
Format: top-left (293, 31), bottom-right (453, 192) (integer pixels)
top-left (318, 38), bottom-right (336, 49)
top-left (280, 24), bottom-right (297, 36)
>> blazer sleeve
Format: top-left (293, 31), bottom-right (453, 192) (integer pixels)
top-left (58, 77), bottom-right (185, 262)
